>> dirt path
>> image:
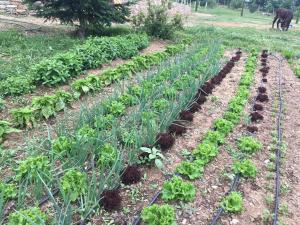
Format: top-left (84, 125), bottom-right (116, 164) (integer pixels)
top-left (281, 57), bottom-right (300, 225)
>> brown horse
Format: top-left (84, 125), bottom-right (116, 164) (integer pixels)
top-left (272, 8), bottom-right (293, 31)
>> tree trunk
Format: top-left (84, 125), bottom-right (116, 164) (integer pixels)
top-left (78, 18), bottom-right (87, 38)
top-left (195, 0), bottom-right (199, 11)
top-left (241, 0), bottom-right (245, 17)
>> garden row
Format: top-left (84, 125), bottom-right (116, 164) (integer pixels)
top-left (135, 49), bottom-right (260, 225)
top-left (0, 33), bottom-right (149, 97)
top-left (0, 39), bottom-right (191, 144)
top-left (0, 40), bottom-right (223, 224)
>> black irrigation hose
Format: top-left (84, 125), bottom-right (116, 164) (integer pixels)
top-left (210, 174), bottom-right (241, 225)
top-left (269, 54), bottom-right (284, 225)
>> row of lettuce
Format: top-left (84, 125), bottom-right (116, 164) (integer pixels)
top-left (0, 33), bottom-right (149, 97)
top-left (139, 49), bottom-right (264, 225)
top-left (0, 40), bottom-right (223, 224)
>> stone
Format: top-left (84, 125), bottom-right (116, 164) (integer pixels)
top-left (230, 219), bottom-right (240, 225)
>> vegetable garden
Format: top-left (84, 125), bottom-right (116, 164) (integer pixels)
top-left (1, 4), bottom-right (300, 225)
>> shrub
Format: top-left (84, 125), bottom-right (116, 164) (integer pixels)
top-left (162, 176), bottom-right (196, 202)
top-left (132, 2), bottom-right (183, 39)
top-left (221, 192), bottom-right (243, 213)
top-left (141, 204), bottom-right (176, 225)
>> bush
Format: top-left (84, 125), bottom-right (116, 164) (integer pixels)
top-left (230, 0), bottom-right (243, 9)
top-left (132, 2), bottom-right (183, 39)
top-left (207, 0), bottom-right (217, 8)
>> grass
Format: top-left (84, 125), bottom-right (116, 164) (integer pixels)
top-left (0, 30), bottom-right (82, 81)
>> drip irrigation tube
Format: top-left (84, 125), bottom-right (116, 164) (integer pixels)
top-left (269, 54), bottom-right (284, 225)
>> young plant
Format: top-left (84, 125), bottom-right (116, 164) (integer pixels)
top-left (104, 100), bottom-right (126, 116)
top-left (7, 207), bottom-right (47, 225)
top-left (213, 118), bottom-right (234, 136)
top-left (237, 136), bottom-right (262, 154)
top-left (139, 147), bottom-right (165, 170)
top-left (97, 143), bottom-right (118, 169)
top-left (0, 120), bottom-right (20, 143)
top-left (192, 142), bottom-right (219, 165)
top-left (0, 182), bottom-right (17, 201)
top-left (15, 156), bottom-right (50, 182)
top-left (176, 161), bottom-right (204, 180)
top-left (60, 169), bottom-right (87, 202)
top-left (232, 159), bottom-right (257, 178)
top-left (221, 191), bottom-right (243, 213)
top-left (162, 176), bottom-right (196, 202)
top-left (152, 99), bottom-right (169, 112)
top-left (52, 136), bottom-right (74, 154)
top-left (11, 107), bottom-right (37, 128)
top-left (141, 204), bottom-right (176, 225)
top-left (202, 130), bottom-right (225, 146)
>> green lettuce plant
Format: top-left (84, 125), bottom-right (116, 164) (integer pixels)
top-left (0, 181), bottom-right (17, 201)
top-left (176, 161), bottom-right (204, 180)
top-left (192, 142), bottom-right (219, 165)
top-left (7, 207), bottom-right (47, 225)
top-left (237, 136), bottom-right (262, 154)
top-left (213, 118), bottom-right (234, 136)
top-left (141, 204), bottom-right (176, 225)
top-left (221, 192), bottom-right (243, 213)
top-left (97, 143), bottom-right (118, 169)
top-left (232, 159), bottom-right (257, 178)
top-left (162, 176), bottom-right (196, 202)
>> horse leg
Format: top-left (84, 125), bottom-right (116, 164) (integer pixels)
top-left (277, 18), bottom-right (282, 30)
top-left (272, 15), bottom-right (278, 29)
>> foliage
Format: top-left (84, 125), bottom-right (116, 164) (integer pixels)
top-left (232, 159), bottom-right (257, 178)
top-left (0, 76), bottom-right (35, 96)
top-left (60, 169), bottom-right (87, 202)
top-left (193, 142), bottom-right (219, 165)
top-left (11, 107), bottom-right (36, 128)
top-left (23, 0), bottom-right (130, 36)
top-left (139, 147), bottom-right (165, 169)
top-left (229, 0), bottom-right (243, 9)
top-left (15, 156), bottom-right (50, 182)
top-left (0, 181), bottom-right (17, 201)
top-left (237, 136), bottom-right (262, 154)
top-left (213, 118), bottom-right (234, 135)
top-left (7, 207), bottom-right (47, 225)
top-left (94, 114), bottom-right (114, 130)
top-left (203, 130), bottom-right (225, 146)
top-left (221, 192), bottom-right (243, 213)
top-left (176, 161), bottom-right (204, 180)
top-left (97, 143), bottom-right (118, 169)
top-left (52, 136), bottom-right (73, 154)
top-left (141, 204), bottom-right (176, 225)
top-left (132, 1), bottom-right (183, 39)
top-left (0, 120), bottom-right (20, 143)
top-left (77, 124), bottom-right (96, 139)
top-left (153, 98), bottom-right (169, 112)
top-left (104, 100), bottom-right (126, 116)
top-left (162, 176), bottom-right (196, 202)
top-left (0, 98), bottom-right (5, 111)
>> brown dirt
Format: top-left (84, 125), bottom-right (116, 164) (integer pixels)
top-left (90, 50), bottom-right (247, 224)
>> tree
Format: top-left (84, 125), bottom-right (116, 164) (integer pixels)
top-left (23, 0), bottom-right (131, 37)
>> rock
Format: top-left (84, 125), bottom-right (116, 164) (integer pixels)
top-left (182, 219), bottom-right (187, 224)
top-left (212, 185), bottom-right (218, 189)
top-left (230, 219), bottom-right (240, 225)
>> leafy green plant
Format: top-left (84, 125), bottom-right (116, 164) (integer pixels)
top-left (176, 161), bottom-right (204, 180)
top-left (11, 107), bottom-right (37, 128)
top-left (77, 124), bottom-right (96, 139)
top-left (104, 100), bottom-right (126, 116)
top-left (7, 207), bottom-right (47, 225)
top-left (232, 159), bottom-right (257, 178)
top-left (0, 120), bottom-right (20, 143)
top-left (32, 95), bottom-right (57, 119)
top-left (60, 169), bottom-right (87, 202)
top-left (152, 98), bottom-right (169, 112)
top-left (162, 176), bottom-right (196, 202)
top-left (15, 156), bottom-right (50, 182)
top-left (94, 114), bottom-right (114, 130)
top-left (0, 181), bottom-right (17, 201)
top-left (118, 93), bottom-right (138, 106)
top-left (163, 87), bottom-right (177, 99)
top-left (237, 136), bottom-right (262, 154)
top-left (141, 204), bottom-right (176, 225)
top-left (202, 130), bottom-right (225, 146)
top-left (52, 136), bottom-right (73, 154)
top-left (223, 111), bottom-right (241, 125)
top-left (221, 192), bottom-right (243, 213)
top-left (139, 147), bottom-right (165, 169)
top-left (97, 143), bottom-right (118, 169)
top-left (192, 142), bottom-right (219, 165)
top-left (213, 118), bottom-right (234, 135)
